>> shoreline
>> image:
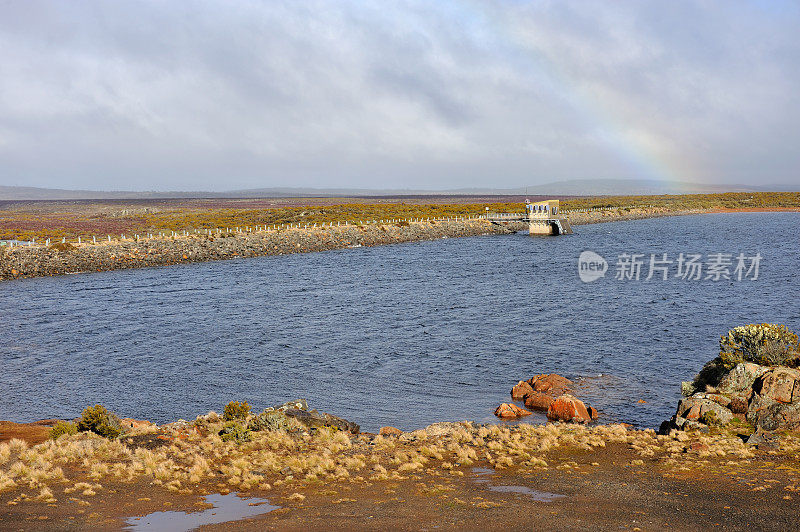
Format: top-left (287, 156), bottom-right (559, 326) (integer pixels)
top-left (3, 339), bottom-right (800, 529)
top-left (1, 409), bottom-right (798, 530)
top-left (1, 207), bottom-right (797, 282)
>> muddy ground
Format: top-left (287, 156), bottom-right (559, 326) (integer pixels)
top-left (1, 420), bottom-right (798, 531)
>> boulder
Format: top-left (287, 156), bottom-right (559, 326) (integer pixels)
top-left (746, 428), bottom-right (780, 449)
top-left (588, 406), bottom-right (599, 420)
top-left (379, 426), bottom-right (403, 437)
top-left (282, 407), bottom-right (360, 434)
top-left (273, 399), bottom-right (309, 412)
top-left (717, 363), bottom-right (768, 396)
top-left (659, 415), bottom-right (688, 434)
top-left (707, 394), bottom-right (732, 408)
top-left (529, 374), bottom-right (572, 396)
top-left (511, 380), bottom-right (535, 401)
top-left (747, 396), bottom-right (800, 431)
top-left (683, 420), bottom-right (710, 433)
top-left (547, 394), bottom-right (590, 423)
top-left (494, 403), bottom-right (532, 419)
top-left (675, 396), bottom-right (702, 420)
top-left (754, 367), bottom-right (800, 404)
top-left (523, 392), bottom-right (554, 411)
top-left (676, 395), bottom-right (733, 425)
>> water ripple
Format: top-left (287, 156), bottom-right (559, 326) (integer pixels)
top-left (0, 213), bottom-right (798, 431)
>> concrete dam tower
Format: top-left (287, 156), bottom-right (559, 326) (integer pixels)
top-left (525, 199), bottom-right (573, 235)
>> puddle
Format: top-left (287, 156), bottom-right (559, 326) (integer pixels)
top-left (471, 467), bottom-right (495, 483)
top-left (125, 492), bottom-right (279, 531)
top-left (487, 485), bottom-right (565, 502)
top-left (471, 467), bottom-right (564, 502)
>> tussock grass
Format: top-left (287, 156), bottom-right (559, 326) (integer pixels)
top-left (0, 410), bottom-right (788, 511)
top-left (8, 439), bottom-right (28, 454)
top-left (0, 443), bottom-right (10, 466)
top-left (37, 486), bottom-right (56, 503)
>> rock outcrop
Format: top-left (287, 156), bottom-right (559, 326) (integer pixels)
top-left (716, 362), bottom-right (768, 396)
top-left (504, 372), bottom-right (599, 423)
top-left (271, 399), bottom-right (360, 434)
top-left (514, 374), bottom-right (575, 412)
top-left (662, 362), bottom-right (800, 439)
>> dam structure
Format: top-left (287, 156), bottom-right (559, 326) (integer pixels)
top-left (484, 199), bottom-right (573, 236)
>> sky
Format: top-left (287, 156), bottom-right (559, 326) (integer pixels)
top-left (0, 0), bottom-right (799, 191)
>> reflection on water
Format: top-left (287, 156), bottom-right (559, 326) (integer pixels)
top-left (125, 492), bottom-right (278, 531)
top-left (487, 485), bottom-right (565, 502)
top-left (471, 466), bottom-right (565, 501)
top-left (1, 213), bottom-right (798, 431)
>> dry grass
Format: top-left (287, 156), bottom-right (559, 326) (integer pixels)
top-left (1, 408), bottom-right (795, 515)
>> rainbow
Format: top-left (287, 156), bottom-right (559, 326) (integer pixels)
top-left (468, 2), bottom-right (699, 191)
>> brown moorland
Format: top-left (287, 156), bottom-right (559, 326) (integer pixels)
top-left (1, 191), bottom-right (798, 242)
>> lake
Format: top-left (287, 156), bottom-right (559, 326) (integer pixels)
top-left (1, 212), bottom-right (798, 432)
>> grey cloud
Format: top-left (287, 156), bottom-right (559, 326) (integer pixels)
top-left (0, 0), bottom-right (798, 190)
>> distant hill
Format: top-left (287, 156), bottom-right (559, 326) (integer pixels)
top-left (512, 179), bottom-right (792, 196)
top-left (0, 179), bottom-right (796, 201)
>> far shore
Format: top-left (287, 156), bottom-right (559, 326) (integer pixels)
top-left (1, 206), bottom-right (798, 282)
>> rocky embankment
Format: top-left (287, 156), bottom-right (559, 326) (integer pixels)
top-left (0, 219), bottom-right (525, 282)
top-left (0, 206), bottom-right (726, 282)
top-left (661, 361), bottom-right (800, 445)
top-left (567, 206), bottom-right (705, 226)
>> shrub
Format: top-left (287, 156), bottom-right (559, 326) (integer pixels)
top-left (720, 324), bottom-right (800, 369)
top-left (248, 411), bottom-right (292, 432)
top-left (49, 421), bottom-right (78, 440)
top-left (219, 422), bottom-right (251, 443)
top-left (680, 381), bottom-right (696, 397)
top-left (77, 404), bottom-right (123, 439)
top-left (223, 401), bottom-right (251, 421)
top-left (691, 358), bottom-right (728, 392)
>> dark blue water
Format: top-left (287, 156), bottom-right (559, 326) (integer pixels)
top-left (1, 213), bottom-right (798, 432)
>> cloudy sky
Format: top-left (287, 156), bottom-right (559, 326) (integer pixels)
top-left (1, 1), bottom-right (798, 191)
